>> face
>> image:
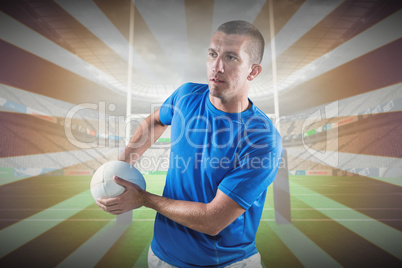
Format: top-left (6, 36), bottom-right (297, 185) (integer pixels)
top-left (207, 31), bottom-right (256, 102)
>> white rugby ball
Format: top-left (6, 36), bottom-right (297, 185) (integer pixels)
top-left (90, 160), bottom-right (146, 200)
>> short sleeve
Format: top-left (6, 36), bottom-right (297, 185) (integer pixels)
top-left (159, 83), bottom-right (203, 125)
top-left (218, 131), bottom-right (282, 209)
top-left (159, 88), bottom-right (180, 126)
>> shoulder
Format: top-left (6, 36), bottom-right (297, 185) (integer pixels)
top-left (241, 107), bottom-right (282, 153)
top-left (176, 82), bottom-right (208, 96)
top-left (172, 82), bottom-right (208, 107)
top-left (244, 106), bottom-right (277, 134)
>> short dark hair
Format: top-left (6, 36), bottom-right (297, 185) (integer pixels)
top-left (217, 20), bottom-right (265, 64)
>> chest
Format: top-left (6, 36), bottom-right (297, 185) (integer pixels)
top-left (171, 112), bottom-right (245, 175)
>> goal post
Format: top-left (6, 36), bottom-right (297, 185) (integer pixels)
top-left (117, 1), bottom-right (135, 225)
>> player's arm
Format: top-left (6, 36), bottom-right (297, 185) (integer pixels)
top-left (97, 177), bottom-right (245, 236)
top-left (142, 188), bottom-right (245, 236)
top-left (119, 107), bottom-right (168, 165)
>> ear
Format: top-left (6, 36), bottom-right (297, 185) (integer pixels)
top-left (247, 64), bottom-right (262, 81)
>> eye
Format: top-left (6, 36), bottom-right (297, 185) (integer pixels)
top-left (226, 55), bottom-right (237, 61)
top-left (209, 51), bottom-right (217, 58)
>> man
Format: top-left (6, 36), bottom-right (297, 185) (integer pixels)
top-left (97, 20), bottom-right (282, 267)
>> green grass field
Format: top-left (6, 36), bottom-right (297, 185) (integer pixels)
top-left (0, 174), bottom-right (401, 267)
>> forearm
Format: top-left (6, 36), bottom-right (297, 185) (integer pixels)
top-left (97, 179), bottom-right (245, 235)
top-left (142, 191), bottom-right (220, 236)
top-left (119, 108), bottom-right (167, 165)
top-left (139, 189), bottom-right (245, 236)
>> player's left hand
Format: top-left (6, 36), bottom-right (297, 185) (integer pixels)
top-left (96, 176), bottom-right (145, 215)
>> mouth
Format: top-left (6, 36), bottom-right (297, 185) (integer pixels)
top-left (210, 77), bottom-right (225, 84)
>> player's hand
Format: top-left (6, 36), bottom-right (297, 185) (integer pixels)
top-left (96, 176), bottom-right (145, 215)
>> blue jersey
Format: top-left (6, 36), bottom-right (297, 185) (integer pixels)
top-left (151, 83), bottom-right (282, 267)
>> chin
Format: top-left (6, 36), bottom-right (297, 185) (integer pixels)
top-left (209, 90), bottom-right (227, 101)
top-left (209, 82), bottom-right (225, 91)
top-left (208, 86), bottom-right (221, 97)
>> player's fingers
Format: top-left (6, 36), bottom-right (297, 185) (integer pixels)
top-left (98, 197), bottom-right (120, 206)
top-left (110, 210), bottom-right (121, 215)
top-left (96, 200), bottom-right (118, 212)
top-left (98, 203), bottom-right (122, 214)
top-left (96, 201), bottom-right (108, 211)
top-left (96, 198), bottom-right (107, 205)
top-left (114, 175), bottom-right (130, 187)
top-left (109, 207), bottom-right (124, 215)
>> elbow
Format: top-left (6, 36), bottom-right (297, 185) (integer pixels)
top-left (206, 229), bottom-right (221, 237)
top-left (203, 224), bottom-right (224, 236)
top-left (191, 220), bottom-right (223, 236)
top-left (204, 229), bottom-right (220, 237)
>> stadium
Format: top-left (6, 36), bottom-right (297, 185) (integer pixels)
top-left (0, 0), bottom-right (401, 267)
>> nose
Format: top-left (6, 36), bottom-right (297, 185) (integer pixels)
top-left (212, 57), bottom-right (224, 74)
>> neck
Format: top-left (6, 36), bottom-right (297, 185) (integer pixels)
top-left (209, 93), bottom-right (251, 113)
